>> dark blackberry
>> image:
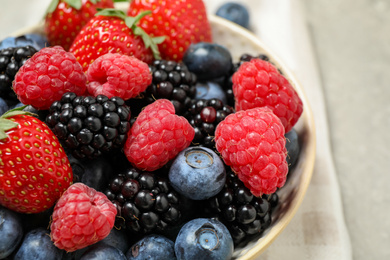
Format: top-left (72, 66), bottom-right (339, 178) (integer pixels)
top-left (104, 167), bottom-right (183, 235)
top-left (131, 59), bottom-right (197, 116)
top-left (205, 168), bottom-right (278, 245)
top-left (184, 98), bottom-right (234, 150)
top-left (0, 46), bottom-right (37, 105)
top-left (45, 92), bottom-right (131, 160)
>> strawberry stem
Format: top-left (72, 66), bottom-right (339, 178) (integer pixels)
top-left (0, 106), bottom-right (36, 140)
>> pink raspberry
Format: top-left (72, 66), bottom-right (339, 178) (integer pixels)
top-left (214, 107), bottom-right (288, 196)
top-left (13, 46), bottom-right (87, 110)
top-left (50, 183), bottom-right (117, 252)
top-left (124, 99), bottom-right (195, 171)
top-left (86, 53), bottom-right (152, 100)
top-left (232, 59), bottom-right (303, 133)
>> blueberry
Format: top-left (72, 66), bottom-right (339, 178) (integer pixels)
top-left (216, 2), bottom-right (250, 29)
top-left (195, 81), bottom-right (227, 104)
top-left (126, 234), bottom-right (176, 260)
top-left (0, 34), bottom-right (48, 51)
top-left (95, 227), bottom-right (131, 254)
top-left (0, 97), bottom-right (8, 116)
top-left (285, 128), bottom-right (300, 168)
top-left (169, 146), bottom-right (226, 200)
top-left (175, 218), bottom-right (234, 260)
top-left (80, 244), bottom-right (126, 260)
top-left (14, 228), bottom-right (64, 260)
top-left (183, 42), bottom-right (232, 81)
top-left (0, 207), bottom-right (23, 259)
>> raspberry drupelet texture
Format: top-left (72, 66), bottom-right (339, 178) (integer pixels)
top-left (86, 53), bottom-right (152, 100)
top-left (12, 46), bottom-right (87, 110)
top-left (232, 58), bottom-right (303, 133)
top-left (50, 183), bottom-right (117, 252)
top-left (214, 107), bottom-right (288, 196)
top-left (124, 99), bottom-right (195, 171)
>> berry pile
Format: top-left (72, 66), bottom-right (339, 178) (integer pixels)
top-left (0, 1), bottom-right (304, 259)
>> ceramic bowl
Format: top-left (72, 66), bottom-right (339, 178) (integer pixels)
top-left (11, 7), bottom-right (316, 260)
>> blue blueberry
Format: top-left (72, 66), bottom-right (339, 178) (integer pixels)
top-left (195, 81), bottom-right (227, 104)
top-left (126, 235), bottom-right (176, 260)
top-left (183, 42), bottom-right (232, 81)
top-left (0, 34), bottom-right (48, 51)
top-left (169, 146), bottom-right (226, 200)
top-left (175, 218), bottom-right (234, 260)
top-left (216, 2), bottom-right (250, 29)
top-left (0, 207), bottom-right (23, 259)
top-left (95, 227), bottom-right (131, 254)
top-left (285, 128), bottom-right (300, 168)
top-left (80, 244), bottom-right (126, 260)
top-left (0, 97), bottom-right (9, 116)
top-left (14, 228), bottom-right (64, 260)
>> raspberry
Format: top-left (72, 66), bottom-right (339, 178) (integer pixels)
top-left (50, 183), bottom-right (117, 252)
top-left (124, 99), bottom-right (195, 171)
top-left (12, 46), bottom-right (87, 110)
top-left (232, 59), bottom-right (303, 133)
top-left (86, 53), bottom-right (152, 100)
top-left (214, 107), bottom-right (288, 196)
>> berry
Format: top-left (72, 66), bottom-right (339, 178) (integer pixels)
top-left (0, 46), bottom-right (38, 104)
top-left (205, 169), bottom-right (278, 244)
top-left (0, 108), bottom-right (73, 213)
top-left (70, 9), bottom-right (163, 72)
top-left (216, 2), bottom-right (250, 29)
top-left (0, 206), bottom-right (23, 259)
top-left (44, 0), bottom-right (114, 51)
top-left (0, 34), bottom-right (48, 51)
top-left (124, 99), bottom-right (194, 171)
top-left (137, 59), bottom-right (198, 116)
top-left (95, 228), bottom-right (131, 254)
top-left (174, 218), bottom-right (234, 260)
top-left (285, 128), bottom-right (300, 168)
top-left (14, 228), bottom-right (64, 260)
top-left (104, 167), bottom-right (183, 235)
top-left (184, 98), bottom-right (234, 150)
top-left (86, 53), bottom-right (152, 100)
top-left (128, 0), bottom-right (212, 61)
top-left (0, 97), bottom-right (8, 116)
top-left (50, 182), bottom-right (117, 252)
top-left (232, 58), bottom-right (303, 133)
top-left (126, 234), bottom-right (175, 260)
top-left (12, 46), bottom-right (87, 110)
top-left (183, 42), bottom-right (233, 81)
top-left (214, 107), bottom-right (288, 196)
top-left (80, 244), bottom-right (126, 260)
top-left (194, 81), bottom-right (227, 104)
top-left (169, 146), bottom-right (226, 200)
top-left (45, 92), bottom-right (131, 160)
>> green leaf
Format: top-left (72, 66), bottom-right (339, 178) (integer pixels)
top-left (64, 0), bottom-right (83, 10)
top-left (152, 36), bottom-right (166, 45)
top-left (95, 8), bottom-right (127, 20)
top-left (45, 0), bottom-right (60, 15)
top-left (90, 0), bottom-right (98, 4)
top-left (113, 0), bottom-right (130, 2)
top-left (0, 118), bottom-right (18, 140)
top-left (124, 11), bottom-right (151, 28)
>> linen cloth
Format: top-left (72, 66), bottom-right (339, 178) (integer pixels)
top-left (0, 0), bottom-right (352, 259)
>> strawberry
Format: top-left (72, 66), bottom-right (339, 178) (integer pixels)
top-left (44, 0), bottom-right (115, 51)
top-left (69, 9), bottom-right (165, 72)
top-left (128, 0), bottom-right (212, 61)
top-left (0, 107), bottom-right (73, 214)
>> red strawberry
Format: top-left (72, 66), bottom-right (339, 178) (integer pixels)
top-left (0, 107), bottom-right (73, 214)
top-left (128, 0), bottom-right (212, 61)
top-left (69, 9), bottom-right (165, 72)
top-left (232, 59), bottom-right (303, 133)
top-left (124, 99), bottom-right (195, 171)
top-left (214, 107), bottom-right (288, 197)
top-left (44, 0), bottom-right (115, 51)
top-left (50, 182), bottom-right (117, 252)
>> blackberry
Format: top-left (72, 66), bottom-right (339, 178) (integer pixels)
top-left (104, 167), bottom-right (183, 235)
top-left (0, 46), bottom-right (37, 105)
top-left (45, 92), bottom-right (131, 160)
top-left (184, 98), bottom-right (234, 149)
top-left (205, 168), bottom-right (279, 245)
top-left (134, 59), bottom-right (197, 116)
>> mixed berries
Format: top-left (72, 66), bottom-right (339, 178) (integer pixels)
top-left (0, 1), bottom-right (304, 259)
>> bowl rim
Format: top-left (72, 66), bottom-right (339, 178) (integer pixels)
top-left (9, 10), bottom-right (316, 260)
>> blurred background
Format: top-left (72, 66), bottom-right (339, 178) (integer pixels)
top-left (0, 0), bottom-right (389, 259)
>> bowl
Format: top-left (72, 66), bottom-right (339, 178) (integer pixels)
top-left (10, 6), bottom-right (316, 260)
